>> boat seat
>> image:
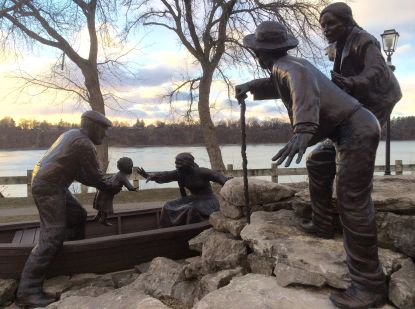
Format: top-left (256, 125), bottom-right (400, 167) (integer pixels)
top-left (12, 228), bottom-right (40, 244)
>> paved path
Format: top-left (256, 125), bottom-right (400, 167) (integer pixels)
top-left (0, 201), bottom-right (164, 217)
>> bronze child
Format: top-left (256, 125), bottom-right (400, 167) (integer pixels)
top-left (93, 157), bottom-right (138, 226)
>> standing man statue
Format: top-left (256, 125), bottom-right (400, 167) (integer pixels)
top-left (236, 21), bottom-right (387, 309)
top-left (16, 111), bottom-right (119, 308)
top-left (303, 1), bottom-right (402, 241)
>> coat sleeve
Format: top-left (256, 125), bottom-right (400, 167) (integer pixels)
top-left (249, 78), bottom-right (280, 100)
top-left (74, 139), bottom-right (106, 187)
top-left (198, 168), bottom-right (228, 186)
top-left (276, 63), bottom-right (320, 134)
top-left (150, 170), bottom-right (179, 184)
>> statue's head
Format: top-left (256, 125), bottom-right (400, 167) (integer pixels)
top-left (243, 21), bottom-right (298, 70)
top-left (175, 152), bottom-right (198, 172)
top-left (320, 2), bottom-right (358, 44)
top-left (81, 110), bottom-right (112, 145)
top-left (117, 157), bottom-right (134, 174)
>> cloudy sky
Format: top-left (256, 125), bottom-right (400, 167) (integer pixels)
top-left (0, 0), bottom-right (414, 125)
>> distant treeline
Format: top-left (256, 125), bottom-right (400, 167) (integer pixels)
top-left (1, 116), bottom-right (415, 149)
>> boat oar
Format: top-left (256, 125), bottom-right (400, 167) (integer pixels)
top-left (239, 96), bottom-right (251, 224)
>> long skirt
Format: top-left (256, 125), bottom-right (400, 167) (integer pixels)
top-left (159, 193), bottom-right (219, 228)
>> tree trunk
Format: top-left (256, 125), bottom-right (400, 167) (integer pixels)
top-left (83, 65), bottom-right (109, 172)
top-left (198, 71), bottom-right (225, 171)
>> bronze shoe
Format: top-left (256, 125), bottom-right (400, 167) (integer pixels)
top-left (329, 285), bottom-right (387, 309)
top-left (15, 292), bottom-right (57, 308)
top-left (300, 219), bottom-right (335, 239)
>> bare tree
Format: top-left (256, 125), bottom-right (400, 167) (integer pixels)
top-left (0, 0), bottom-right (133, 171)
top-left (123, 0), bottom-right (329, 171)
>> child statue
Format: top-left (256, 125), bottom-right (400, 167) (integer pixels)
top-left (93, 157), bottom-right (138, 225)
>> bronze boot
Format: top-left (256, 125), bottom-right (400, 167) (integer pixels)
top-left (15, 292), bottom-right (57, 308)
top-left (300, 219), bottom-right (335, 239)
top-left (329, 285), bottom-right (387, 309)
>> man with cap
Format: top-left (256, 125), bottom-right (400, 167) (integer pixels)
top-left (235, 21), bottom-right (386, 309)
top-left (16, 110), bottom-right (119, 307)
top-left (303, 2), bottom-right (401, 243)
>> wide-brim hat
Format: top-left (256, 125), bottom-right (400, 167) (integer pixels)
top-left (81, 110), bottom-right (112, 128)
top-left (243, 21), bottom-right (298, 51)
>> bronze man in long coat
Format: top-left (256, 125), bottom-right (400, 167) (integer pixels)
top-left (16, 111), bottom-right (119, 308)
top-left (236, 21), bottom-right (387, 309)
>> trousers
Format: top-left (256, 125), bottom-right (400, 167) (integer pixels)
top-left (306, 107), bottom-right (386, 291)
top-left (17, 181), bottom-right (87, 296)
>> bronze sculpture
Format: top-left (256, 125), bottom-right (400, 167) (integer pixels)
top-left (137, 152), bottom-right (228, 227)
top-left (235, 21), bottom-right (386, 309)
top-left (93, 157), bottom-right (138, 226)
top-left (16, 111), bottom-right (119, 308)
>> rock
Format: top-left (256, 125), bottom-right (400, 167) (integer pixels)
top-left (139, 257), bottom-right (198, 307)
top-left (43, 276), bottom-right (72, 296)
top-left (241, 210), bottom-right (405, 289)
top-left (60, 286), bottom-right (114, 300)
top-left (209, 212), bottom-right (247, 237)
top-left (219, 196), bottom-right (243, 219)
top-left (389, 259), bottom-right (415, 309)
top-left (197, 267), bottom-right (244, 300)
top-left (184, 256), bottom-right (204, 280)
top-left (201, 231), bottom-right (247, 273)
top-left (220, 178), bottom-right (296, 206)
top-left (46, 284), bottom-right (169, 309)
top-left (372, 176), bottom-right (415, 214)
top-left (189, 228), bottom-right (216, 253)
top-left (247, 254), bottom-right (275, 276)
top-left (193, 273), bottom-right (336, 309)
top-left (110, 269), bottom-right (139, 288)
top-left (377, 212), bottom-right (415, 258)
top-left (135, 261), bottom-right (151, 274)
top-left (69, 273), bottom-right (114, 288)
top-left (0, 279), bottom-right (17, 306)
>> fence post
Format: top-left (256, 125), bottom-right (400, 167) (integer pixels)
top-left (27, 170), bottom-right (33, 197)
top-left (132, 168), bottom-right (140, 189)
top-left (80, 185), bottom-right (88, 194)
top-left (271, 163), bottom-right (278, 183)
top-left (227, 164), bottom-right (234, 178)
top-left (395, 160), bottom-right (403, 175)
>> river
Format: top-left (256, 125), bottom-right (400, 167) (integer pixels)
top-left (1, 141), bottom-right (414, 197)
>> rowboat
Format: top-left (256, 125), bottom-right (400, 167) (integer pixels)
top-left (0, 208), bottom-right (209, 279)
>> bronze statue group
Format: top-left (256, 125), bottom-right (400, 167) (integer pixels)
top-left (15, 3), bottom-right (401, 309)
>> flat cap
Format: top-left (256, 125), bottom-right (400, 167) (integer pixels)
top-left (81, 110), bottom-right (112, 128)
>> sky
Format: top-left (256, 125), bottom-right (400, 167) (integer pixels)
top-left (0, 0), bottom-right (414, 126)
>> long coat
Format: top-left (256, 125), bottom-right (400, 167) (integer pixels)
top-left (333, 27), bottom-right (402, 124)
top-left (249, 55), bottom-right (366, 146)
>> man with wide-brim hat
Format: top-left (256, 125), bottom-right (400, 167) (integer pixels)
top-left (16, 110), bottom-right (121, 308)
top-left (236, 21), bottom-right (386, 309)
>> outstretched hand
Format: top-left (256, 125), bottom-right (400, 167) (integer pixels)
top-left (136, 167), bottom-right (152, 183)
top-left (272, 133), bottom-right (313, 167)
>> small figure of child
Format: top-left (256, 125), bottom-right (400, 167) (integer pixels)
top-left (93, 157), bottom-right (138, 226)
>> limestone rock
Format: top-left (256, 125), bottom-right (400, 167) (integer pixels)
top-left (247, 254), bottom-right (275, 276)
top-left (183, 256), bottom-right (204, 279)
top-left (201, 231), bottom-right (247, 273)
top-left (241, 210), bottom-right (405, 289)
top-left (135, 261), bottom-right (151, 274)
top-left (110, 269), bottom-right (139, 288)
top-left (0, 279), bottom-right (17, 306)
top-left (60, 286), bottom-right (114, 300)
top-left (43, 276), bottom-right (72, 296)
top-left (219, 196), bottom-right (243, 219)
top-left (220, 178), bottom-right (296, 206)
top-left (139, 257), bottom-right (198, 307)
top-left (209, 212), bottom-right (247, 237)
top-left (372, 176), bottom-right (415, 214)
top-left (69, 273), bottom-right (114, 288)
top-left (46, 285), bottom-right (169, 309)
top-left (377, 212), bottom-right (415, 258)
top-left (188, 228), bottom-right (216, 253)
top-left (197, 267), bottom-right (244, 300)
top-left (389, 259), bottom-right (415, 309)
top-left (193, 273), bottom-right (336, 309)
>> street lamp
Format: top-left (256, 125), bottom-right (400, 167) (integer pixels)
top-left (380, 29), bottom-right (399, 176)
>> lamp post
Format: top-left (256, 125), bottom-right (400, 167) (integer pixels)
top-left (380, 29), bottom-right (399, 175)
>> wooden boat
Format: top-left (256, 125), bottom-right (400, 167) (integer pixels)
top-left (0, 208), bottom-right (209, 279)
